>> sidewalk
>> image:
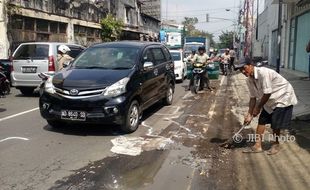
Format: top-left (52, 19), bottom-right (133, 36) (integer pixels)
top-left (230, 72), bottom-right (310, 190)
top-left (277, 68), bottom-right (310, 120)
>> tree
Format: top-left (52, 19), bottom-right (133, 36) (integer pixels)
top-left (181, 17), bottom-right (215, 47)
top-left (100, 14), bottom-right (124, 42)
top-left (191, 30), bottom-right (215, 47)
top-left (182, 17), bottom-right (198, 36)
top-left (218, 31), bottom-right (235, 49)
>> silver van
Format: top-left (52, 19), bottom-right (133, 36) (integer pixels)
top-left (11, 42), bottom-right (84, 95)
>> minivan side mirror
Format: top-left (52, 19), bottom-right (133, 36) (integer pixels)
top-left (143, 62), bottom-right (154, 71)
top-left (183, 58), bottom-right (187, 62)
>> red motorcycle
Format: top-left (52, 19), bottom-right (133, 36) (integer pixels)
top-left (0, 66), bottom-right (10, 97)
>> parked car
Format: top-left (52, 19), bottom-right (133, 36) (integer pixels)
top-left (0, 59), bottom-right (12, 83)
top-left (11, 42), bottom-right (85, 95)
top-left (169, 50), bottom-right (187, 82)
top-left (39, 41), bottom-right (175, 133)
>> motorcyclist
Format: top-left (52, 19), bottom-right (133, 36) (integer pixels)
top-left (0, 66), bottom-right (6, 81)
top-left (57, 45), bottom-right (73, 71)
top-left (186, 48), bottom-right (197, 63)
top-left (220, 48), bottom-right (231, 74)
top-left (186, 48), bottom-right (197, 90)
top-left (190, 46), bottom-right (212, 91)
top-left (0, 65), bottom-right (9, 96)
top-left (210, 48), bottom-right (219, 61)
top-left (209, 48), bottom-right (214, 57)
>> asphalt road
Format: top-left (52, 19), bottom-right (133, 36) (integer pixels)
top-left (1, 81), bottom-right (208, 190)
top-left (2, 74), bottom-right (306, 190)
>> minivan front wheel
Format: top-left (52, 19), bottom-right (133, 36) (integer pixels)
top-left (163, 84), bottom-right (174, 105)
top-left (121, 100), bottom-right (140, 133)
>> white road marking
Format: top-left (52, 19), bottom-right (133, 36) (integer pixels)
top-left (0, 137), bottom-right (29, 143)
top-left (0, 107), bottom-right (39, 122)
top-left (208, 76), bottom-right (225, 119)
top-left (186, 169), bottom-right (196, 190)
top-left (186, 114), bottom-right (208, 118)
top-left (141, 121), bottom-right (162, 137)
top-left (182, 91), bottom-right (193, 100)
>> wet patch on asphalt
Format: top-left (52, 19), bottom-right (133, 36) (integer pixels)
top-left (49, 150), bottom-right (170, 190)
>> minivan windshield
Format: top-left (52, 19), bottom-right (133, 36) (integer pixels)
top-left (73, 47), bottom-right (139, 69)
top-left (14, 44), bottom-right (49, 60)
top-left (170, 52), bottom-right (181, 61)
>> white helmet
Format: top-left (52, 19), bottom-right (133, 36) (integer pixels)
top-left (58, 45), bottom-right (71, 54)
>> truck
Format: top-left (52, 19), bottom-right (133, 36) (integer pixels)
top-left (166, 32), bottom-right (182, 49)
top-left (160, 28), bottom-right (183, 49)
top-left (183, 37), bottom-right (210, 58)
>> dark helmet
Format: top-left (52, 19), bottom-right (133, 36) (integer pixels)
top-left (198, 46), bottom-right (206, 52)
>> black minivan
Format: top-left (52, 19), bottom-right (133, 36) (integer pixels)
top-left (39, 41), bottom-right (175, 133)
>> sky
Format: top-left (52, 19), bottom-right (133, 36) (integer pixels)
top-left (161, 0), bottom-right (265, 42)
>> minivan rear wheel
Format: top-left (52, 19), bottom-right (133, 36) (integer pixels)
top-left (20, 87), bottom-right (35, 96)
top-left (163, 84), bottom-right (174, 105)
top-left (121, 100), bottom-right (140, 133)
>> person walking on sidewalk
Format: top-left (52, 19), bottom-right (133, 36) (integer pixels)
top-left (229, 48), bottom-right (236, 71)
top-left (235, 57), bottom-right (298, 155)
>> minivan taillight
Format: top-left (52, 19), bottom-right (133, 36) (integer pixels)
top-left (9, 56), bottom-right (14, 72)
top-left (48, 56), bottom-right (55, 71)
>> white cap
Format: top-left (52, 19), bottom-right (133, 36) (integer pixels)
top-left (58, 45), bottom-right (71, 54)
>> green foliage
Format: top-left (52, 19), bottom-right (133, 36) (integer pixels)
top-left (191, 30), bottom-right (215, 47)
top-left (182, 17), bottom-right (198, 36)
top-left (100, 14), bottom-right (124, 42)
top-left (182, 17), bottom-right (215, 47)
top-left (218, 30), bottom-right (235, 49)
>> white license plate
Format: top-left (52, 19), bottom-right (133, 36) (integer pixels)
top-left (61, 110), bottom-right (86, 121)
top-left (22, 67), bottom-right (37, 73)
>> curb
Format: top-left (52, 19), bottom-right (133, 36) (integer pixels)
top-left (293, 112), bottom-right (310, 121)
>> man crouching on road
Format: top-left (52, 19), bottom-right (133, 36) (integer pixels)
top-left (235, 58), bottom-right (297, 155)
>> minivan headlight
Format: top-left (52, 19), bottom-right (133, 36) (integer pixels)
top-left (44, 77), bottom-right (55, 94)
top-left (103, 77), bottom-right (129, 97)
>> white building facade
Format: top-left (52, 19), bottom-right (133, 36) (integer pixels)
top-left (255, 0), bottom-right (310, 73)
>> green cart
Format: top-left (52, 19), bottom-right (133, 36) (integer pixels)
top-left (186, 62), bottom-right (220, 80)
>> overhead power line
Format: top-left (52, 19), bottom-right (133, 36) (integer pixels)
top-left (163, 6), bottom-right (239, 13)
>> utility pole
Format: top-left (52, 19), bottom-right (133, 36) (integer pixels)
top-left (166, 0), bottom-right (168, 21)
top-left (276, 0), bottom-right (283, 73)
top-left (251, 0), bottom-right (254, 57)
top-left (256, 0), bottom-right (259, 40)
top-left (244, 0), bottom-right (249, 57)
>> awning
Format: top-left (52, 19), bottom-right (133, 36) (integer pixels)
top-left (296, 0), bottom-right (310, 6)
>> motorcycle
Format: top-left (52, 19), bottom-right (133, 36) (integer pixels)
top-left (256, 60), bottom-right (268, 67)
top-left (0, 66), bottom-right (10, 97)
top-left (38, 61), bottom-right (70, 96)
top-left (190, 62), bottom-right (206, 94)
top-left (38, 72), bottom-right (54, 96)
